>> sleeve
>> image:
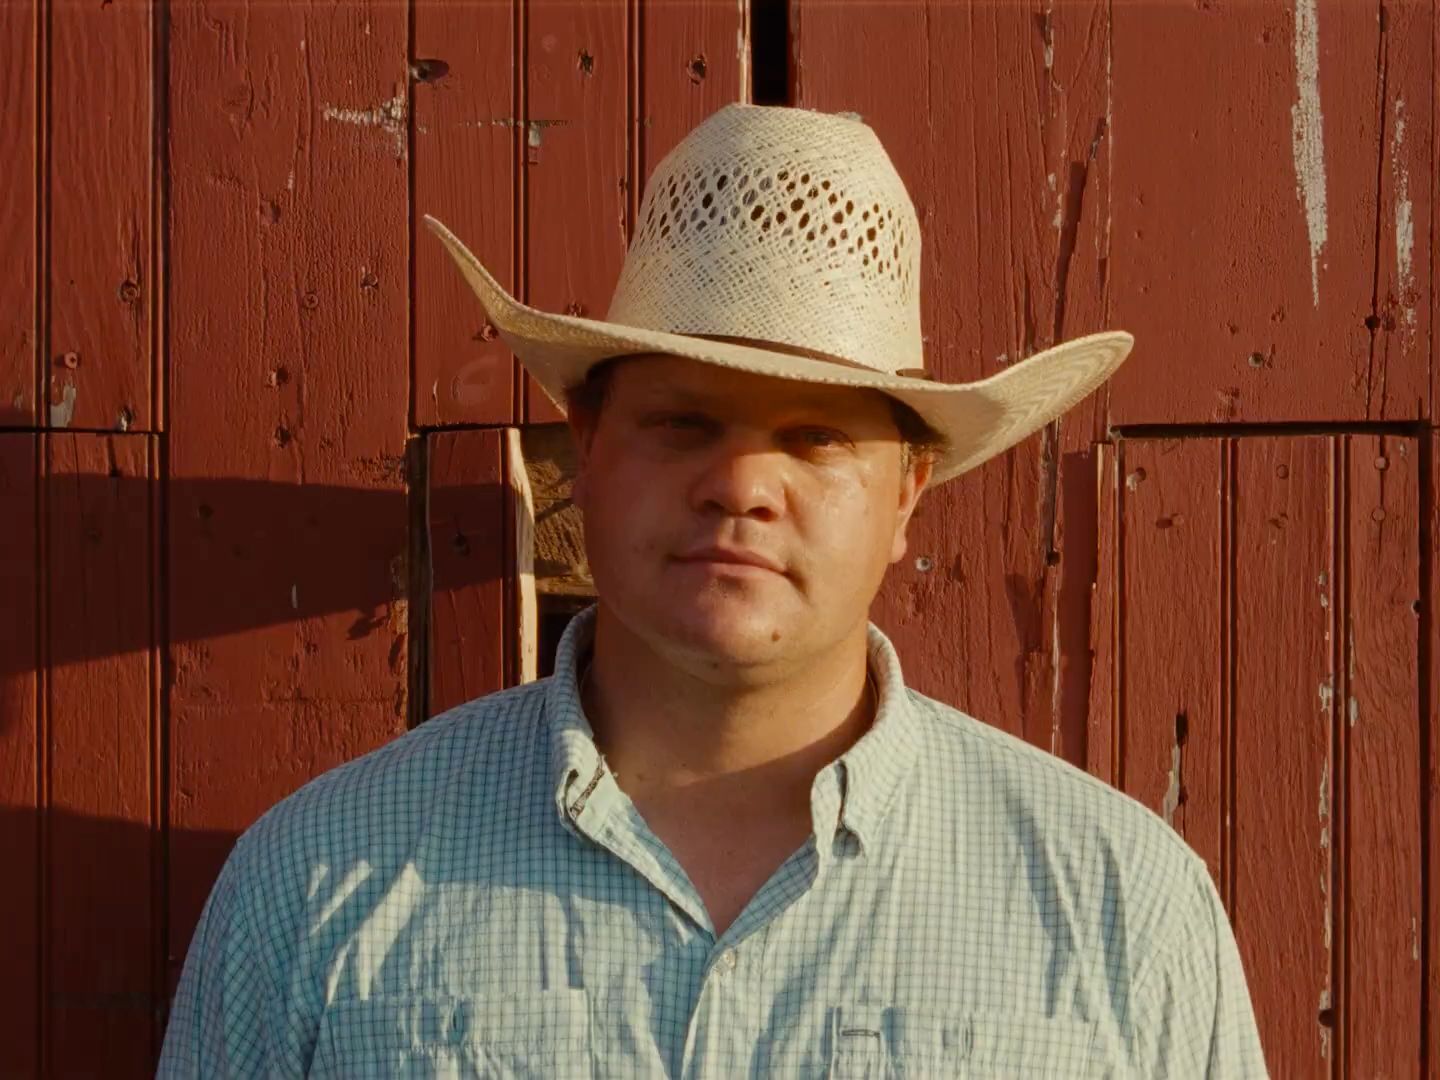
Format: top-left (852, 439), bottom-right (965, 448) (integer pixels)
top-left (1133, 857), bottom-right (1269, 1078)
top-left (156, 844), bottom-right (289, 1079)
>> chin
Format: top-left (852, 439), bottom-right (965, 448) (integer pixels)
top-left (643, 590), bottom-right (802, 667)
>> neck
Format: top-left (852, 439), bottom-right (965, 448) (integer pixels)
top-left (579, 605), bottom-right (876, 806)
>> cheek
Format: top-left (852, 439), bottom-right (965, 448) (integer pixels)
top-left (801, 471), bottom-right (898, 566)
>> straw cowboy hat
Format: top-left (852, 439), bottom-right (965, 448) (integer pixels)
top-left (424, 104), bottom-right (1133, 484)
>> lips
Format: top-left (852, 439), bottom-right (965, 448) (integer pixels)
top-left (673, 546), bottom-right (786, 575)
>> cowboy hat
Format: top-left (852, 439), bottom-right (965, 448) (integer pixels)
top-left (423, 104), bottom-right (1133, 484)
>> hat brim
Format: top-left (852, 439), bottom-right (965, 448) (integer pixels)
top-left (425, 214), bottom-right (1133, 484)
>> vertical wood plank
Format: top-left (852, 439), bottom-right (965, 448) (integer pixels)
top-left (412, 0), bottom-right (518, 427)
top-left (0, 0), bottom-right (36, 425)
top-left (523, 0), bottom-right (629, 423)
top-left (166, 2), bottom-right (410, 992)
top-left (1109, 2), bottom-right (1429, 423)
top-left (639, 1), bottom-right (747, 173)
top-left (1426, 429), bottom-right (1440, 1077)
top-left (48, 0), bottom-right (154, 431)
top-left (44, 433), bottom-right (156, 1076)
top-left (1119, 439), bottom-right (1224, 883)
top-left (1086, 443), bottom-right (1117, 786)
top-left (428, 429), bottom-right (510, 714)
top-left (0, 434), bottom-right (39, 1074)
top-left (506, 428), bottom-right (538, 686)
top-left (1343, 433), bottom-right (1422, 1074)
top-left (1231, 437), bottom-right (1334, 1072)
top-left (794, 2), bottom-right (1114, 749)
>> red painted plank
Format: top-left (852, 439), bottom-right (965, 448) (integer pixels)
top-left (793, 3), bottom-right (1115, 747)
top-left (0, 1), bottom-right (36, 426)
top-left (44, 434), bottom-right (156, 1076)
top-left (1343, 434), bottom-right (1422, 1075)
top-left (1086, 443), bottom-right (1117, 786)
top-left (523, 0), bottom-right (628, 423)
top-left (0, 435), bottom-right (39, 1074)
top-left (639, 2), bottom-right (747, 175)
top-left (428, 429), bottom-right (510, 716)
top-left (47, 0), bottom-right (154, 432)
top-left (1109, 2), bottom-right (1428, 424)
top-left (1047, 447), bottom-right (1103, 767)
top-left (1427, 431), bottom-right (1440, 1077)
top-left (166, 2), bottom-right (410, 993)
top-left (1231, 437), bottom-right (1334, 1072)
top-left (1118, 439), bottom-right (1224, 883)
top-left (412, 0), bottom-right (517, 427)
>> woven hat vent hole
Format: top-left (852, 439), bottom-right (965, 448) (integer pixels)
top-left (716, 175), bottom-right (728, 191)
top-left (702, 193), bottom-right (714, 209)
top-left (821, 179), bottom-right (831, 190)
top-left (762, 216), bottom-right (772, 231)
top-left (867, 227), bottom-right (876, 241)
top-left (799, 212), bottom-right (810, 228)
top-left (750, 204), bottom-right (764, 221)
top-left (759, 176), bottom-right (772, 191)
top-left (790, 198), bottom-right (804, 212)
top-left (742, 189), bottom-right (757, 207)
top-left (776, 211), bottom-right (787, 225)
top-left (845, 200), bottom-right (854, 215)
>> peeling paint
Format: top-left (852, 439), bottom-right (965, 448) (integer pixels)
top-left (50, 382), bottom-right (77, 428)
top-left (1319, 987), bottom-right (1332, 1058)
top-left (1347, 695), bottom-right (1358, 727)
top-left (291, 584), bottom-right (299, 610)
top-left (1289, 0), bottom-right (1328, 307)
top-left (1318, 756), bottom-right (1330, 825)
top-left (1161, 742), bottom-right (1181, 828)
top-left (736, 0), bottom-right (751, 105)
top-left (322, 92), bottom-right (407, 159)
top-left (1318, 677), bottom-right (1334, 711)
top-left (1413, 916), bottom-right (1421, 961)
top-left (1391, 98), bottom-right (1416, 333)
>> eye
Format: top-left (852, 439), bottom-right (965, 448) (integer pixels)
top-left (788, 427), bottom-right (852, 450)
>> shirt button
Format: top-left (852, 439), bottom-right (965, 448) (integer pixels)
top-left (716, 950), bottom-right (737, 974)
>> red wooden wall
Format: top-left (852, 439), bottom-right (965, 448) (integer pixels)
top-left (0, 1), bottom-right (1435, 1076)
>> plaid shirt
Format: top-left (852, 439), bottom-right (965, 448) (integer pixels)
top-left (159, 606), bottom-right (1267, 1077)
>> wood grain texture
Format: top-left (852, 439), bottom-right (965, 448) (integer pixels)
top-left (506, 428), bottom-right (538, 685)
top-left (47, 0), bottom-right (154, 432)
top-left (1343, 434), bottom-right (1422, 1075)
top-left (0, 0), bottom-right (36, 426)
top-left (1231, 437), bottom-right (1334, 1073)
top-left (1108, 1), bottom-right (1431, 424)
top-left (428, 429), bottom-right (510, 715)
top-left (523, 0), bottom-right (629, 423)
top-left (0, 435), bottom-right (39, 1075)
top-left (639, 0), bottom-right (748, 175)
top-left (165, 0), bottom-right (411, 991)
top-left (1086, 443), bottom-right (1117, 786)
top-left (44, 434), bottom-right (157, 1077)
top-left (1119, 439), bottom-right (1224, 882)
top-left (412, 0), bottom-right (518, 427)
top-left (793, 1), bottom-right (1115, 753)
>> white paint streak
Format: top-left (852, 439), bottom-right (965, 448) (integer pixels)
top-left (322, 92), bottom-right (407, 160)
top-left (736, 0), bottom-right (751, 105)
top-left (1392, 98), bottom-right (1416, 333)
top-left (1290, 0), bottom-right (1328, 307)
top-left (1348, 695), bottom-right (1358, 727)
top-left (50, 382), bottom-right (77, 428)
top-left (1318, 677), bottom-right (1334, 711)
top-left (1161, 743), bottom-right (1181, 828)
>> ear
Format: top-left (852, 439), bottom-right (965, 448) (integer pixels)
top-left (888, 456), bottom-right (933, 564)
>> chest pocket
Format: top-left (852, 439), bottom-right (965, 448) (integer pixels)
top-left (309, 990), bottom-right (592, 1079)
top-left (825, 1007), bottom-right (1100, 1079)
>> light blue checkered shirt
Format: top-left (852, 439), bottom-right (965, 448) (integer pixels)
top-left (159, 606), bottom-right (1266, 1077)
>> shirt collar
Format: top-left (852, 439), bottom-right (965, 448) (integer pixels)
top-left (544, 606), bottom-right (923, 851)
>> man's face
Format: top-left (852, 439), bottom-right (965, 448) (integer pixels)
top-left (570, 354), bottom-right (931, 679)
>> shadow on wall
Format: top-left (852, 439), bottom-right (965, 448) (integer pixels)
top-left (0, 805), bottom-right (241, 1076)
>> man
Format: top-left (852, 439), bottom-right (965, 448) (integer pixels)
top-left (160, 104), bottom-right (1266, 1077)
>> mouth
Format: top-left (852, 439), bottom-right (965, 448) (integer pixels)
top-left (671, 547), bottom-right (787, 577)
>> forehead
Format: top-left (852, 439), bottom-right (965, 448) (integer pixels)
top-left (608, 353), bottom-right (894, 423)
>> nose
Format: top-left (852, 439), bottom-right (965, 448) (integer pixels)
top-left (688, 434), bottom-right (785, 522)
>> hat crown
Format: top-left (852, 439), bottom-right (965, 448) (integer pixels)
top-left (606, 104), bottom-right (924, 374)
